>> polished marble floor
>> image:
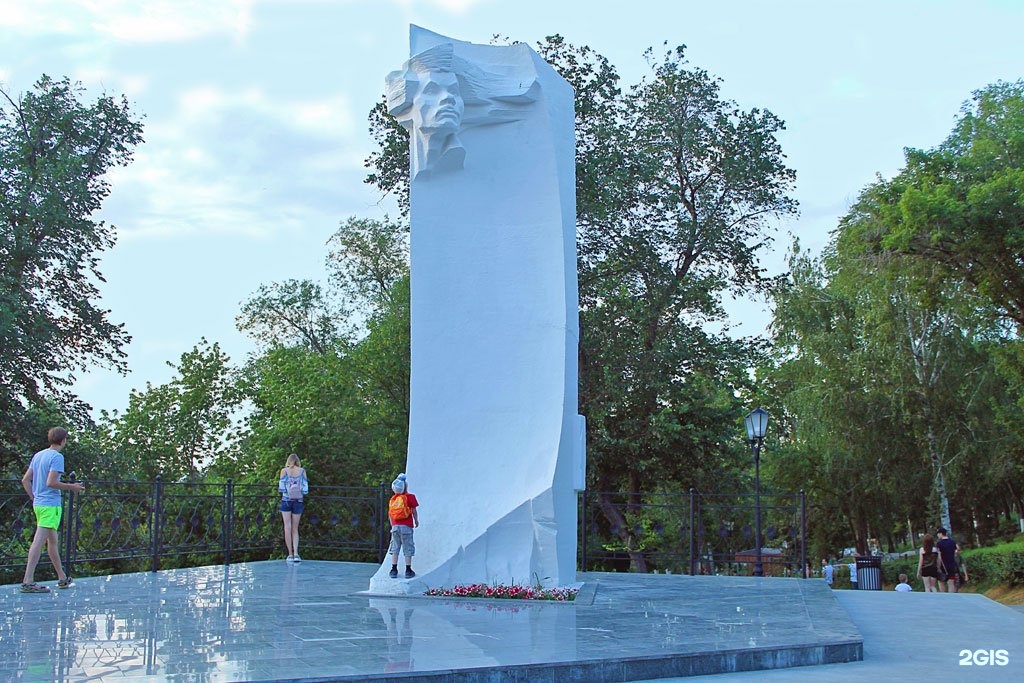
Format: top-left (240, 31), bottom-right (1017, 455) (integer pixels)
top-left (0, 561), bottom-right (860, 682)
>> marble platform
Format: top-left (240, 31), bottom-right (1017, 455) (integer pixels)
top-left (0, 561), bottom-right (861, 681)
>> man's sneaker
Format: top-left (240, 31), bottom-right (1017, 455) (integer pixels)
top-left (58, 577), bottom-right (74, 589)
top-left (405, 568), bottom-right (416, 579)
top-left (293, 554), bottom-right (301, 563)
top-left (20, 583), bottom-right (50, 593)
top-left (389, 567), bottom-right (398, 578)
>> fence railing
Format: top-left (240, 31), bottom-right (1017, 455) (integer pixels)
top-left (579, 488), bottom-right (807, 577)
top-left (3, 478), bottom-right (805, 583)
top-left (1, 476), bottom-right (391, 584)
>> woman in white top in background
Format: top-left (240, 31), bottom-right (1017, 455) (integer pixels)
top-left (278, 454), bottom-right (309, 562)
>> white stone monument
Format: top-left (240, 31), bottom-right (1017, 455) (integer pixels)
top-left (367, 26), bottom-right (585, 595)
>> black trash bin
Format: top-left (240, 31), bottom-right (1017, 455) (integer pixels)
top-left (855, 556), bottom-right (882, 590)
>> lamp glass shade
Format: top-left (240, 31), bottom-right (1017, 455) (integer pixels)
top-left (744, 407), bottom-right (769, 441)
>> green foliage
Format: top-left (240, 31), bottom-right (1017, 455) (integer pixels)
top-left (578, 42), bottom-right (796, 500)
top-left (882, 542), bottom-right (1024, 588)
top-left (765, 80), bottom-right (1024, 555)
top-left (223, 217), bottom-right (410, 488)
top-left (0, 75), bottom-right (143, 469)
top-left (236, 279), bottom-right (346, 354)
top-left (881, 555), bottom-right (920, 588)
top-left (227, 345), bottom-right (373, 484)
top-left (364, 98), bottom-right (410, 216)
top-left (961, 541), bottom-right (1024, 586)
top-left (99, 339), bottom-right (238, 481)
top-left (766, 228), bottom-right (1016, 554)
top-left (875, 80), bottom-right (1024, 328)
top-left (362, 37), bottom-right (798, 571)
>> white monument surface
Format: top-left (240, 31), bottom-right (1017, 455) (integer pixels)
top-left (367, 26), bottom-right (585, 595)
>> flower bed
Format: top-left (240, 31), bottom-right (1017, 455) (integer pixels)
top-left (423, 583), bottom-right (578, 601)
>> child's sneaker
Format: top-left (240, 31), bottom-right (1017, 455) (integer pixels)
top-left (293, 554), bottom-right (301, 563)
top-left (389, 567), bottom-right (398, 578)
top-left (405, 568), bottom-right (416, 579)
top-left (285, 556), bottom-right (294, 562)
top-left (58, 576), bottom-right (74, 589)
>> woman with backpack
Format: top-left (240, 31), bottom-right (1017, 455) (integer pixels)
top-left (278, 453), bottom-right (309, 562)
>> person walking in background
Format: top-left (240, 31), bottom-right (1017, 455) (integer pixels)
top-left (848, 560), bottom-right (858, 589)
top-left (822, 559), bottom-right (834, 588)
top-left (935, 527), bottom-right (960, 593)
top-left (278, 454), bottom-right (308, 563)
top-left (956, 548), bottom-right (970, 589)
top-left (894, 573), bottom-right (913, 592)
top-left (387, 473), bottom-right (419, 579)
top-left (21, 427), bottom-right (85, 593)
top-left (917, 533), bottom-right (943, 592)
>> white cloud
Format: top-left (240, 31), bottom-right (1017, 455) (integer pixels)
top-left (390, 0), bottom-right (490, 13)
top-left (100, 83), bottom-right (365, 244)
top-left (177, 85), bottom-right (266, 122)
top-left (71, 67), bottom-right (150, 97)
top-left (293, 95), bottom-right (356, 138)
top-left (176, 85), bottom-right (356, 139)
top-left (0, 0), bottom-right (255, 43)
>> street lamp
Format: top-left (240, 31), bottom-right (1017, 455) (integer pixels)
top-left (744, 407), bottom-right (769, 577)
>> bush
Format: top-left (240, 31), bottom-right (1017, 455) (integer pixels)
top-left (884, 541), bottom-right (1024, 587)
top-left (963, 542), bottom-right (1024, 586)
top-left (882, 554), bottom-right (919, 587)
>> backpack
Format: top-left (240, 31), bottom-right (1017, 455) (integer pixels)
top-left (389, 493), bottom-right (411, 522)
top-left (287, 473), bottom-right (303, 500)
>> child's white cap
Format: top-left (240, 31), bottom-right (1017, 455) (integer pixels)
top-left (391, 473), bottom-right (407, 493)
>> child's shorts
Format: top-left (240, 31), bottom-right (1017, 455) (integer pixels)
top-left (389, 525), bottom-right (415, 557)
top-left (34, 505), bottom-right (62, 530)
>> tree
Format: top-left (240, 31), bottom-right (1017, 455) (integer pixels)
top-left (101, 340), bottom-right (237, 480)
top-left (0, 75), bottom-right (143, 469)
top-left (227, 216), bottom-right (411, 485)
top-left (767, 202), bottom-right (1019, 552)
top-left (226, 344), bottom-right (373, 484)
top-left (802, 80), bottom-right (1024, 542)
top-left (878, 80), bottom-right (1024, 329)
top-left (236, 279), bottom-right (346, 355)
top-left (365, 37), bottom-right (797, 570)
top-left (578, 44), bottom-right (796, 504)
top-left (326, 216), bottom-right (409, 314)
top-left (765, 242), bottom-right (932, 555)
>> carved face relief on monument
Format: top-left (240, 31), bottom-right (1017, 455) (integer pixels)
top-left (411, 71), bottom-right (464, 134)
top-left (386, 42), bottom-right (540, 180)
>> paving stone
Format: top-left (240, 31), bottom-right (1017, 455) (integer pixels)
top-left (1, 560), bottom-right (862, 681)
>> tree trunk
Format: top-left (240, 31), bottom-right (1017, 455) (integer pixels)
top-left (924, 420), bottom-right (952, 535)
top-left (597, 492), bottom-right (648, 573)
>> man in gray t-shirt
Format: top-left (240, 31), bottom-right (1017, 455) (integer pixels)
top-left (20, 428), bottom-right (85, 593)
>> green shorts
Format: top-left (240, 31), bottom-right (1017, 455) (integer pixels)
top-left (34, 505), bottom-right (62, 530)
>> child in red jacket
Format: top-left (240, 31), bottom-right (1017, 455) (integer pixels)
top-left (387, 473), bottom-right (419, 578)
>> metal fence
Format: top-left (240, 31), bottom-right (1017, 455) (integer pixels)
top-left (1, 476), bottom-right (391, 584)
top-left (579, 488), bottom-right (807, 577)
top-left (3, 478), bottom-right (805, 583)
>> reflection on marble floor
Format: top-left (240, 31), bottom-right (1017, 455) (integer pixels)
top-left (0, 560), bottom-right (859, 682)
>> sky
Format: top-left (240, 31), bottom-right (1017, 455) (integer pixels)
top-left (2, 0), bottom-right (1023, 417)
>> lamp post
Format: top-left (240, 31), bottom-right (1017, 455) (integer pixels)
top-left (744, 407), bottom-right (769, 577)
